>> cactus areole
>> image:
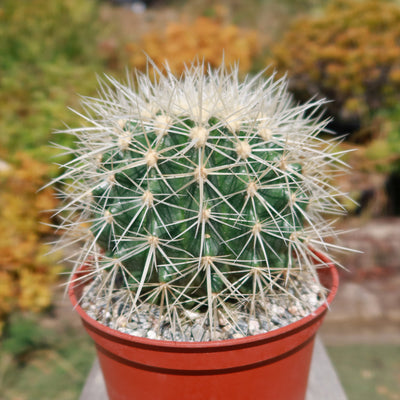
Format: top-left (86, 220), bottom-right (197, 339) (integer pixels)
top-left (56, 61), bottom-right (348, 344)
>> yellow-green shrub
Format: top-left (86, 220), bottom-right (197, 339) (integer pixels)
top-left (0, 154), bottom-right (60, 333)
top-left (127, 16), bottom-right (261, 75)
top-left (362, 106), bottom-right (400, 173)
top-left (0, 0), bottom-right (104, 164)
top-left (269, 0), bottom-right (400, 135)
top-left (0, 0), bottom-right (100, 66)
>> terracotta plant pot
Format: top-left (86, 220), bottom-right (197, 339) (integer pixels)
top-left (69, 251), bottom-right (338, 400)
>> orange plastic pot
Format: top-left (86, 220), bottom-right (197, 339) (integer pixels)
top-left (69, 251), bottom-right (338, 400)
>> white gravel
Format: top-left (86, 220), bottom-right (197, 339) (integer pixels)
top-left (80, 271), bottom-right (326, 342)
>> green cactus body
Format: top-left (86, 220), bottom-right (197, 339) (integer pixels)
top-left (92, 120), bottom-right (304, 289)
top-left (55, 62), bottom-right (349, 340)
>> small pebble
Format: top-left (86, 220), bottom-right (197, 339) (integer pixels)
top-left (147, 330), bottom-right (157, 339)
top-left (192, 324), bottom-right (204, 341)
top-left (288, 306), bottom-right (298, 315)
top-left (184, 310), bottom-right (200, 320)
top-left (248, 318), bottom-right (260, 333)
top-left (116, 315), bottom-right (128, 328)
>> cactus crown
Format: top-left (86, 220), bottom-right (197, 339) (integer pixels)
top-left (55, 61), bottom-right (349, 341)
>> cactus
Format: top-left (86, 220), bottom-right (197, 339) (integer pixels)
top-left (54, 61), bottom-right (349, 340)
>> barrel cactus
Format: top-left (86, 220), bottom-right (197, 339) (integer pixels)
top-left (54, 61), bottom-right (349, 341)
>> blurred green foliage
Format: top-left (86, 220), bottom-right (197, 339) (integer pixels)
top-left (0, 0), bottom-right (100, 65)
top-left (364, 106), bottom-right (400, 173)
top-left (0, 0), bottom-right (105, 164)
top-left (1, 314), bottom-right (50, 360)
top-left (0, 314), bottom-right (95, 400)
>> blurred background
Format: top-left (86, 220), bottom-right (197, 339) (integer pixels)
top-left (0, 0), bottom-right (399, 399)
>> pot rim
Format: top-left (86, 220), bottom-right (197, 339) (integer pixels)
top-left (69, 249), bottom-right (338, 350)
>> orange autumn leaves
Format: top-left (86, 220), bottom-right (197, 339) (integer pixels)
top-left (127, 16), bottom-right (260, 75)
top-left (0, 154), bottom-right (60, 332)
top-left (269, 0), bottom-right (400, 120)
